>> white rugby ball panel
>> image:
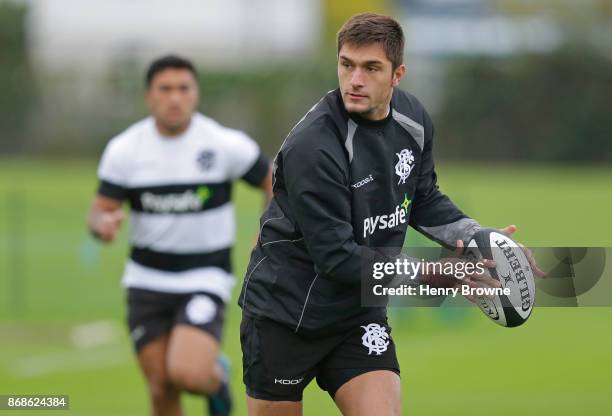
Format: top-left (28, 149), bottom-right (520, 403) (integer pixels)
top-left (466, 229), bottom-right (536, 327)
top-left (465, 239), bottom-right (507, 327)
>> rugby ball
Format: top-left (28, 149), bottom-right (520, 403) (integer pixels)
top-left (464, 228), bottom-right (535, 327)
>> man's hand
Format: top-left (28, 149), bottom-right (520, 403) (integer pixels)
top-left (498, 224), bottom-right (546, 278)
top-left (420, 240), bottom-right (500, 303)
top-left (87, 195), bottom-right (124, 242)
top-left (90, 210), bottom-right (124, 242)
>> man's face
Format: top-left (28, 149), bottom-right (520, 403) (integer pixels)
top-left (145, 68), bottom-right (199, 133)
top-left (338, 42), bottom-right (405, 120)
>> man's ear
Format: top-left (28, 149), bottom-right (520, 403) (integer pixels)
top-left (392, 64), bottom-right (406, 87)
top-left (144, 88), bottom-right (152, 109)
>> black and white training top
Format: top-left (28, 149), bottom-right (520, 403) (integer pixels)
top-left (97, 112), bottom-right (269, 302)
top-left (238, 88), bottom-right (481, 336)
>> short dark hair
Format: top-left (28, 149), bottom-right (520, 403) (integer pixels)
top-left (337, 13), bottom-right (405, 70)
top-left (145, 55), bottom-right (198, 87)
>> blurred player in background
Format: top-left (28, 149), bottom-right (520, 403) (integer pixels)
top-left (87, 55), bottom-right (272, 416)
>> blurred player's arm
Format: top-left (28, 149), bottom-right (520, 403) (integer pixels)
top-left (87, 194), bottom-right (124, 243)
top-left (257, 164), bottom-right (273, 206)
top-left (227, 131), bottom-right (273, 245)
top-left (227, 129), bottom-right (273, 206)
top-left (249, 161), bottom-right (273, 246)
top-left (90, 134), bottom-right (129, 243)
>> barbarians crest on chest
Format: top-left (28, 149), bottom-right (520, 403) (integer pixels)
top-left (196, 150), bottom-right (215, 171)
top-left (395, 149), bottom-right (415, 185)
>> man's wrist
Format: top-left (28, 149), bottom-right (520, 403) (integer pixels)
top-left (87, 211), bottom-right (108, 241)
top-left (461, 221), bottom-right (481, 247)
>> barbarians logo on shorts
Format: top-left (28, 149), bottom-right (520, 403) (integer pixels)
top-left (197, 150), bottom-right (216, 171)
top-left (395, 149), bottom-right (415, 185)
top-left (131, 325), bottom-right (146, 342)
top-left (186, 295), bottom-right (217, 325)
top-left (361, 323), bottom-right (390, 355)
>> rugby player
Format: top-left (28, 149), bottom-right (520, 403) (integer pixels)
top-left (88, 55), bottom-right (272, 416)
top-left (238, 13), bottom-right (542, 416)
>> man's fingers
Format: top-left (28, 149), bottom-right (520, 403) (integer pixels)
top-left (518, 244), bottom-right (547, 278)
top-left (453, 240), bottom-right (464, 257)
top-left (528, 257), bottom-right (547, 278)
top-left (104, 210), bottom-right (124, 227)
top-left (495, 225), bottom-right (547, 277)
top-left (97, 228), bottom-right (115, 242)
top-left (473, 274), bottom-right (502, 289)
top-left (108, 229), bottom-right (119, 241)
top-left (112, 210), bottom-right (125, 224)
top-left (463, 292), bottom-right (478, 304)
top-left (97, 211), bottom-right (123, 241)
top-left (455, 281), bottom-right (477, 303)
top-left (99, 224), bottom-right (116, 240)
top-left (459, 280), bottom-right (495, 301)
top-left (500, 224), bottom-right (517, 236)
top-left (480, 258), bottom-right (496, 269)
top-left (463, 266), bottom-right (501, 288)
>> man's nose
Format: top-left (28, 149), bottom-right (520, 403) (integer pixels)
top-left (350, 68), bottom-right (365, 88)
top-left (169, 90), bottom-right (182, 103)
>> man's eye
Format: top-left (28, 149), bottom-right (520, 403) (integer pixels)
top-left (368, 67), bottom-right (379, 72)
top-left (342, 63), bottom-right (352, 69)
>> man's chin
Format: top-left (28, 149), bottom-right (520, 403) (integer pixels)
top-left (158, 117), bottom-right (190, 134)
top-left (344, 102), bottom-right (369, 115)
top-left (165, 115), bottom-right (186, 124)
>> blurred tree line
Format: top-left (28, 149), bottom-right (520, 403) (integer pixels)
top-left (197, 66), bottom-right (338, 157)
top-left (1, 1), bottom-right (610, 163)
top-left (0, 2), bottom-right (33, 155)
top-left (436, 48), bottom-right (612, 162)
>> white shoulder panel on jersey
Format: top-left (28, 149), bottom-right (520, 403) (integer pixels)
top-left (98, 113), bottom-right (261, 188)
top-left (194, 113), bottom-right (261, 180)
top-left (97, 117), bottom-right (153, 186)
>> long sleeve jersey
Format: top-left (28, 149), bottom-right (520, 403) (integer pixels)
top-left (238, 88), bottom-right (480, 336)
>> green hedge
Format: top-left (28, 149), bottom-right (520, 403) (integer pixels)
top-left (435, 48), bottom-right (612, 162)
top-left (0, 2), bottom-right (33, 153)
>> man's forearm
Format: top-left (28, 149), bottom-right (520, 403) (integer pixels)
top-left (87, 208), bottom-right (106, 240)
top-left (87, 198), bottom-right (124, 242)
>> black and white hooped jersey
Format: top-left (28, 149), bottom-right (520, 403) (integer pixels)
top-left (97, 113), bottom-right (269, 302)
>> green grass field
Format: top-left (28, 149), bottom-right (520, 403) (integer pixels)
top-left (1, 159), bottom-right (611, 415)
